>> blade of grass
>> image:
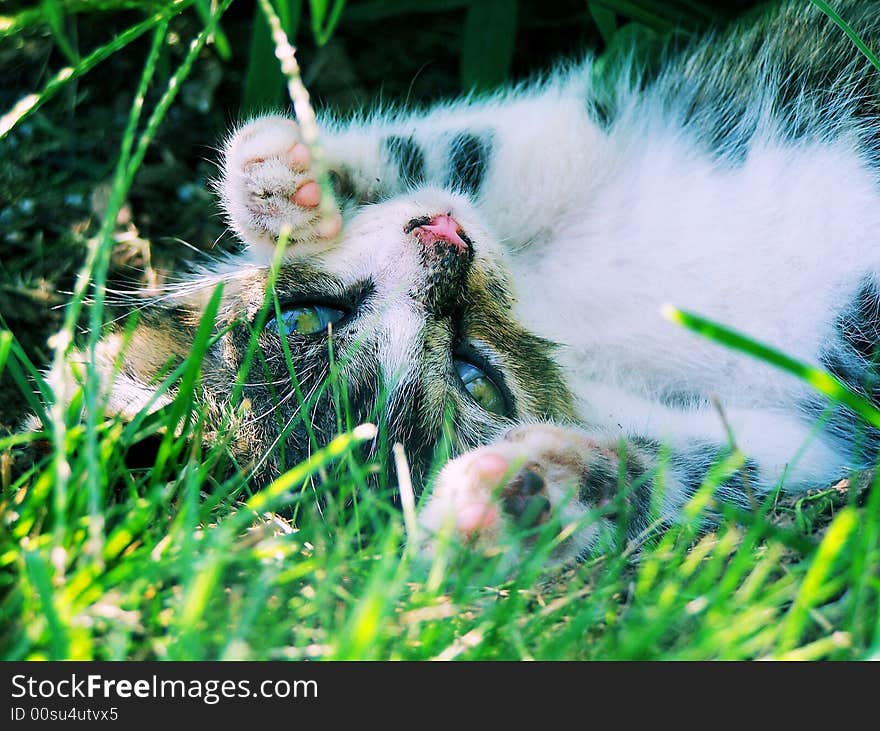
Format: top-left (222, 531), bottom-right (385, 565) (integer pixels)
top-left (243, 0), bottom-right (303, 114)
top-left (0, 0), bottom-right (196, 141)
top-left (344, 0), bottom-right (469, 21)
top-left (44, 0), bottom-right (232, 563)
top-left (257, 0), bottom-right (338, 223)
top-left (0, 330), bottom-right (12, 380)
top-left (3, 337), bottom-right (52, 431)
top-left (148, 283), bottom-right (223, 484)
top-left (0, 7), bottom-right (44, 39)
top-left (460, 0), bottom-right (519, 93)
top-left (663, 305), bottom-right (880, 428)
top-left (194, 0), bottom-right (231, 60)
top-left (240, 423), bottom-right (378, 519)
top-left (22, 545), bottom-right (69, 660)
top-left (41, 0), bottom-right (80, 65)
top-left (309, 0), bottom-right (346, 45)
top-left (81, 20), bottom-right (168, 567)
top-left (811, 0), bottom-right (880, 71)
top-left (780, 507), bottom-right (858, 650)
top-left (172, 423), bottom-right (376, 657)
top-left (589, 0), bottom-right (675, 32)
top-left (587, 1), bottom-right (617, 45)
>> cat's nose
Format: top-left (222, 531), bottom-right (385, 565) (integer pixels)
top-left (404, 213), bottom-right (474, 316)
top-left (406, 213), bottom-right (471, 255)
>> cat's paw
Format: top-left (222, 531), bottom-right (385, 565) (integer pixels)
top-left (218, 116), bottom-right (342, 254)
top-left (418, 424), bottom-right (639, 564)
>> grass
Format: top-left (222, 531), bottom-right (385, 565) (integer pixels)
top-left (2, 0), bottom-right (880, 661)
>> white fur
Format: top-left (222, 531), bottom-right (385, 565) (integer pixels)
top-left (213, 27), bottom-right (880, 550)
top-left (315, 71), bottom-right (877, 494)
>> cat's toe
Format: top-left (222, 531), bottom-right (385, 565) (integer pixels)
top-left (417, 446), bottom-right (553, 552)
top-left (419, 451), bottom-right (507, 540)
top-left (228, 116), bottom-right (303, 170)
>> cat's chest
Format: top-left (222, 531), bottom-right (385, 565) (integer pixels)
top-left (503, 137), bottom-right (880, 401)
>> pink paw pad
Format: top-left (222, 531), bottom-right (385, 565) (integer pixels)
top-left (457, 503), bottom-right (500, 535)
top-left (454, 452), bottom-right (510, 535)
top-left (470, 452), bottom-right (510, 484)
top-left (292, 180), bottom-right (321, 208)
top-left (288, 142), bottom-right (311, 170)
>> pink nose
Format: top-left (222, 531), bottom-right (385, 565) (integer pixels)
top-left (410, 214), bottom-right (469, 252)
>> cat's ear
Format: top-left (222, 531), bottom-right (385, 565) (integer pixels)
top-left (32, 320), bottom-right (196, 473)
top-left (216, 116), bottom-right (341, 260)
top-left (74, 322), bottom-right (184, 422)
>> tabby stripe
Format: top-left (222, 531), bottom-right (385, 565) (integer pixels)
top-left (445, 132), bottom-right (491, 196)
top-left (384, 135), bottom-right (426, 186)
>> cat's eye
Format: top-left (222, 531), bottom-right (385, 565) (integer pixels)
top-left (455, 360), bottom-right (507, 416)
top-left (268, 304), bottom-right (346, 336)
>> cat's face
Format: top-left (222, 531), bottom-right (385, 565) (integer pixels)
top-left (117, 187), bottom-right (575, 488)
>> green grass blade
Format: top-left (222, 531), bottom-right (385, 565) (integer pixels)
top-left (2, 336), bottom-right (52, 427)
top-left (257, 0), bottom-right (339, 219)
top-left (587, 1), bottom-right (618, 45)
top-left (460, 0), bottom-right (519, 93)
top-left (149, 283), bottom-right (224, 483)
top-left (811, 0), bottom-right (880, 72)
top-left (194, 0), bottom-right (231, 59)
top-left (0, 7), bottom-right (44, 39)
top-left (241, 422), bottom-right (377, 517)
top-left (589, 0), bottom-right (675, 32)
top-left (309, 0), bottom-right (346, 45)
top-left (41, 0), bottom-right (80, 65)
top-left (345, 0), bottom-right (469, 21)
top-left (663, 305), bottom-right (880, 428)
top-left (22, 547), bottom-right (69, 660)
top-left (779, 507), bottom-right (858, 651)
top-left (170, 423), bottom-right (376, 658)
top-left (0, 1), bottom-right (195, 141)
top-left (80, 19), bottom-right (168, 567)
top-left (0, 330), bottom-right (12, 380)
top-left (243, 0), bottom-right (303, 114)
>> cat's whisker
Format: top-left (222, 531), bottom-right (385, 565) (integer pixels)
top-left (245, 367), bottom-right (329, 474)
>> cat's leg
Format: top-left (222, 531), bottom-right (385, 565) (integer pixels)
top-left (221, 80), bottom-right (600, 256)
top-left (580, 382), bottom-right (853, 496)
top-left (320, 89), bottom-right (603, 248)
top-left (418, 423), bottom-right (655, 564)
top-left (217, 113), bottom-right (432, 256)
top-left (417, 412), bottom-right (850, 565)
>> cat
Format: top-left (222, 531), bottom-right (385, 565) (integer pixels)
top-left (84, 0), bottom-right (880, 564)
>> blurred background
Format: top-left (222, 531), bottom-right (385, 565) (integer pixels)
top-left (0, 0), bottom-right (766, 428)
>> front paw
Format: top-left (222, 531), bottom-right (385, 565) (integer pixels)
top-left (418, 424), bottom-right (641, 565)
top-left (218, 116), bottom-right (342, 255)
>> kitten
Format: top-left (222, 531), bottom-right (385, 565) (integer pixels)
top-left (87, 0), bottom-right (880, 564)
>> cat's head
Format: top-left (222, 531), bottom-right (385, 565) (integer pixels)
top-left (99, 186), bottom-right (575, 489)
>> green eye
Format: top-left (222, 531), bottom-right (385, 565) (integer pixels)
top-left (455, 360), bottom-right (507, 416)
top-left (268, 304), bottom-right (345, 336)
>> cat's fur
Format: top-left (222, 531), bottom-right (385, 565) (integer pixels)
top-left (82, 0), bottom-right (880, 563)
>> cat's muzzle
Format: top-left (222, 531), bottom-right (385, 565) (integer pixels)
top-left (405, 213), bottom-right (475, 315)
